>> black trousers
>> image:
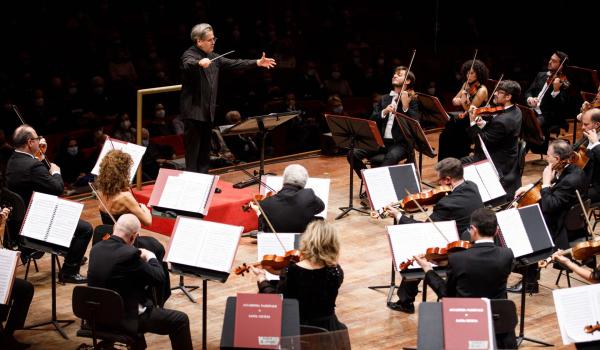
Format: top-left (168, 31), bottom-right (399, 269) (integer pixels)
top-left (184, 119), bottom-right (212, 174)
top-left (0, 278), bottom-right (34, 335)
top-left (62, 219), bottom-right (93, 275)
top-left (347, 140), bottom-right (409, 179)
top-left (397, 278), bottom-right (420, 305)
top-left (438, 114), bottom-right (472, 161)
top-left (135, 306), bottom-right (192, 350)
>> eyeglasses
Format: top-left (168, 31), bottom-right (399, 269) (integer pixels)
top-left (203, 37), bottom-right (217, 43)
top-left (29, 136), bottom-right (43, 141)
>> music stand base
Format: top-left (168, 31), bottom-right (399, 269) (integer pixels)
top-left (171, 275), bottom-right (199, 303)
top-left (336, 206), bottom-right (369, 220)
top-left (24, 319), bottom-right (74, 339)
top-left (368, 284), bottom-right (397, 304)
top-left (233, 172), bottom-right (276, 189)
top-left (517, 336), bottom-right (553, 347)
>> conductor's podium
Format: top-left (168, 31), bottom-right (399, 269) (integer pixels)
top-left (133, 179), bottom-right (258, 236)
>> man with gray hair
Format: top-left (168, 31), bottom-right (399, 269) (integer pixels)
top-left (88, 214), bottom-right (192, 350)
top-left (180, 23), bottom-right (276, 174)
top-left (253, 164), bottom-right (324, 233)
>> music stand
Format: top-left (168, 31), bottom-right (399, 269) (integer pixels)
top-left (394, 112), bottom-right (437, 188)
top-left (21, 238), bottom-right (74, 339)
top-left (226, 111), bottom-right (299, 189)
top-left (324, 114), bottom-right (384, 219)
top-left (415, 93), bottom-right (450, 127)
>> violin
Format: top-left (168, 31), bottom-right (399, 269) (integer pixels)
top-left (511, 159), bottom-right (569, 208)
top-left (234, 250), bottom-right (302, 276)
top-left (546, 70), bottom-right (570, 89)
top-left (470, 105), bottom-right (505, 118)
top-left (401, 185), bottom-right (452, 211)
top-left (584, 322), bottom-right (600, 334)
top-left (538, 239), bottom-right (600, 268)
top-left (398, 240), bottom-right (472, 270)
top-left (241, 192), bottom-right (274, 212)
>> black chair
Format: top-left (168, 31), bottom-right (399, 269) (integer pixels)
top-left (92, 224), bottom-right (113, 246)
top-left (557, 199), bottom-right (592, 287)
top-left (299, 324), bottom-right (351, 350)
top-left (517, 139), bottom-right (528, 178)
top-left (490, 299), bottom-right (518, 349)
top-left (300, 325), bottom-right (328, 335)
top-left (72, 286), bottom-right (138, 349)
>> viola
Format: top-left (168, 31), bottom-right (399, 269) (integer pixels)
top-left (470, 105), bottom-right (505, 118)
top-left (512, 159), bottom-right (569, 208)
top-left (456, 81), bottom-right (482, 119)
top-left (401, 186), bottom-right (452, 211)
top-left (234, 250), bottom-right (302, 276)
top-left (241, 191), bottom-right (274, 212)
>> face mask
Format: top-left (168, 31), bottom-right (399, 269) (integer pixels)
top-left (142, 139), bottom-right (149, 147)
top-left (427, 88), bottom-right (436, 95)
top-left (155, 110), bottom-right (165, 118)
top-left (68, 87), bottom-right (78, 95)
top-left (121, 120), bottom-right (131, 129)
top-left (67, 146), bottom-right (78, 156)
top-left (332, 106), bottom-right (343, 114)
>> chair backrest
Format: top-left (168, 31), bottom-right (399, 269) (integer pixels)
top-left (517, 140), bottom-right (527, 177)
top-left (92, 224), bottom-right (114, 245)
top-left (300, 325), bottom-right (329, 335)
top-left (490, 299), bottom-right (518, 334)
top-left (72, 286), bottom-right (125, 325)
top-left (565, 199), bottom-right (591, 232)
top-left (0, 188), bottom-right (25, 248)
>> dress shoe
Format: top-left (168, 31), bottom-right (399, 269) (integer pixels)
top-left (0, 335), bottom-right (31, 349)
top-left (507, 281), bottom-right (539, 294)
top-left (387, 301), bottom-right (415, 314)
top-left (61, 273), bottom-right (88, 284)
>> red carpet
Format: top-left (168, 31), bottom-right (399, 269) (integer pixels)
top-left (133, 180), bottom-right (259, 235)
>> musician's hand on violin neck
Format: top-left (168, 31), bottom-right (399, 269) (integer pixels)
top-left (584, 128), bottom-right (599, 144)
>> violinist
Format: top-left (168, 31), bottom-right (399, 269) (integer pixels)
top-left (438, 59), bottom-right (490, 160)
top-left (249, 220), bottom-right (348, 333)
top-left (580, 108), bottom-right (600, 202)
top-left (509, 140), bottom-right (586, 294)
top-left (461, 80), bottom-right (523, 198)
top-left (385, 157), bottom-right (483, 313)
top-left (5, 125), bottom-right (93, 284)
top-left (551, 249), bottom-right (599, 283)
top-left (250, 164), bottom-right (324, 233)
top-left (524, 51), bottom-right (570, 149)
top-left (347, 66), bottom-right (420, 182)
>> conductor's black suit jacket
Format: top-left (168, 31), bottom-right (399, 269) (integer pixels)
top-left (259, 184), bottom-right (325, 233)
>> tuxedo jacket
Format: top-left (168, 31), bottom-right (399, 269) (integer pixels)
top-left (5, 151), bottom-right (63, 206)
top-left (88, 235), bottom-right (165, 333)
top-left (583, 144), bottom-right (600, 199)
top-left (425, 242), bottom-right (514, 299)
top-left (399, 180), bottom-right (483, 235)
top-left (371, 94), bottom-right (420, 144)
top-left (540, 164), bottom-right (586, 249)
top-left (467, 105), bottom-right (522, 180)
top-left (259, 184), bottom-right (325, 233)
top-left (525, 71), bottom-right (569, 118)
top-left (180, 45), bottom-right (256, 123)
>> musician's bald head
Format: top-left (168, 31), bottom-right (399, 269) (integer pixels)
top-left (113, 213), bottom-right (141, 245)
top-left (283, 164), bottom-right (308, 188)
top-left (12, 124), bottom-right (37, 149)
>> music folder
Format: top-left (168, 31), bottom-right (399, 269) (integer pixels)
top-left (0, 249), bottom-right (20, 305)
top-left (233, 293), bottom-right (283, 349)
top-left (148, 168), bottom-right (219, 216)
top-left (442, 297), bottom-right (495, 350)
top-left (260, 175), bottom-right (330, 218)
top-left (165, 216), bottom-right (243, 282)
top-left (20, 192), bottom-right (83, 249)
top-left (495, 203), bottom-right (554, 259)
top-left (463, 160), bottom-right (506, 203)
top-left (91, 137), bottom-right (147, 183)
top-left (553, 283), bottom-right (600, 345)
top-left (362, 164), bottom-right (420, 212)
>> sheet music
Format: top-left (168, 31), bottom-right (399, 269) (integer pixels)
top-left (45, 200), bottom-right (84, 247)
top-left (261, 176), bottom-right (330, 218)
top-left (166, 217), bottom-right (242, 273)
top-left (362, 167), bottom-right (398, 211)
top-left (495, 208), bottom-right (533, 257)
top-left (0, 249), bottom-right (19, 305)
top-left (387, 221), bottom-right (459, 270)
top-left (257, 233), bottom-right (296, 281)
top-left (159, 172), bottom-right (215, 213)
top-left (91, 138), bottom-right (147, 183)
top-left (478, 135), bottom-right (499, 178)
top-left (19, 192), bottom-right (57, 241)
top-left (553, 284), bottom-right (600, 344)
top-left (463, 161), bottom-right (506, 202)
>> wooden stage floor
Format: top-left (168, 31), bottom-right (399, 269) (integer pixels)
top-left (7, 130), bottom-right (590, 349)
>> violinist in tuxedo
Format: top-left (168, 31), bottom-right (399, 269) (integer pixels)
top-left (347, 66), bottom-right (420, 180)
top-left (525, 51), bottom-right (570, 149)
top-left (385, 157), bottom-right (483, 313)
top-left (462, 80), bottom-right (523, 198)
top-left (579, 108), bottom-right (600, 203)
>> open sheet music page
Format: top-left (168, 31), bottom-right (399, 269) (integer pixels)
top-left (463, 160), bottom-right (506, 202)
top-left (20, 192), bottom-right (83, 248)
top-left (495, 207), bottom-right (533, 257)
top-left (0, 249), bottom-right (20, 305)
top-left (478, 134), bottom-right (500, 178)
top-left (90, 138), bottom-right (147, 183)
top-left (387, 221), bottom-right (459, 271)
top-left (158, 172), bottom-right (216, 214)
top-left (166, 217), bottom-right (242, 273)
top-left (553, 283), bottom-right (600, 345)
top-left (257, 233), bottom-right (296, 281)
top-left (261, 176), bottom-right (330, 218)
top-left (362, 167), bottom-right (397, 212)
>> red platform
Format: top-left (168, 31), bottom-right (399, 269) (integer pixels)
top-left (133, 180), bottom-right (259, 235)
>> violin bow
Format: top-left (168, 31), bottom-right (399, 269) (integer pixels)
top-left (463, 49), bottom-right (479, 103)
top-left (403, 188), bottom-right (450, 244)
top-left (485, 74), bottom-right (504, 107)
top-left (88, 182), bottom-right (117, 224)
top-left (576, 189), bottom-right (595, 239)
top-left (538, 57), bottom-right (568, 99)
top-left (396, 50), bottom-right (416, 106)
top-left (253, 199), bottom-right (289, 255)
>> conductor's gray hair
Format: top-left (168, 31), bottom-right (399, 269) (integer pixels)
top-left (282, 164), bottom-right (308, 188)
top-left (190, 23), bottom-right (213, 42)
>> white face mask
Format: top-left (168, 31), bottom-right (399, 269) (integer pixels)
top-left (121, 120), bottom-right (131, 129)
top-left (155, 110), bottom-right (166, 118)
top-left (67, 146), bottom-right (78, 156)
top-left (142, 139), bottom-right (149, 147)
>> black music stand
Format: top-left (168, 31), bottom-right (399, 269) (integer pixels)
top-left (324, 114), bottom-right (384, 219)
top-left (394, 112), bottom-right (437, 188)
top-left (227, 112), bottom-right (299, 189)
top-left (415, 93), bottom-right (450, 127)
top-left (21, 238), bottom-right (74, 339)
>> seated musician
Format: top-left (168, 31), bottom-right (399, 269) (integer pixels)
top-left (250, 220), bottom-right (347, 332)
top-left (252, 164), bottom-right (324, 233)
top-left (438, 59), bottom-right (489, 160)
top-left (385, 157), bottom-right (483, 313)
top-left (346, 66), bottom-right (420, 182)
top-left (88, 214), bottom-right (192, 350)
top-left (580, 108), bottom-right (600, 203)
top-left (0, 207), bottom-right (34, 350)
top-left (509, 140), bottom-right (586, 294)
top-left (461, 80), bottom-right (523, 198)
top-left (94, 149), bottom-right (170, 304)
top-left (576, 87), bottom-right (599, 121)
